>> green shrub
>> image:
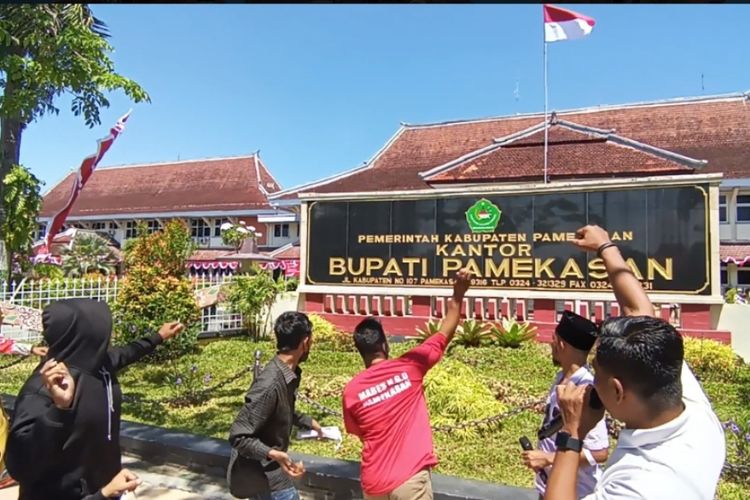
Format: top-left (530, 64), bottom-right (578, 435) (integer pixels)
top-left (226, 267), bottom-right (285, 339)
top-left (725, 288), bottom-right (738, 304)
top-left (112, 221), bottom-right (200, 362)
top-left (414, 319), bottom-right (441, 343)
top-left (683, 337), bottom-right (742, 382)
top-left (424, 358), bottom-right (506, 437)
top-left (454, 319), bottom-right (491, 348)
top-left (489, 317), bottom-right (537, 348)
top-left (308, 313), bottom-right (354, 351)
top-left (29, 263), bottom-right (65, 280)
top-left (284, 277), bottom-right (299, 292)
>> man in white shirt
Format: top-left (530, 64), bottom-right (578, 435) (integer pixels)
top-left (544, 225), bottom-right (726, 500)
top-left (523, 310), bottom-right (608, 499)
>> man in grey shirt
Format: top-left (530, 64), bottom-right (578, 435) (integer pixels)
top-left (228, 311), bottom-right (322, 500)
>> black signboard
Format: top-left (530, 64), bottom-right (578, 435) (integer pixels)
top-left (306, 185), bottom-right (711, 295)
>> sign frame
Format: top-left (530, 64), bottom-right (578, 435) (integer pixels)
top-left (297, 174), bottom-right (723, 304)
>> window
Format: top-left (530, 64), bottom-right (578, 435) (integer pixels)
top-left (719, 195), bottom-right (727, 223)
top-left (274, 223), bottom-right (289, 238)
top-left (191, 219), bottom-right (211, 238)
top-left (720, 266), bottom-right (728, 286)
top-left (738, 269), bottom-right (750, 286)
top-left (146, 220), bottom-right (162, 234)
top-left (125, 221), bottom-right (138, 239)
top-left (214, 218), bottom-right (229, 237)
top-left (737, 195), bottom-right (750, 222)
top-left (91, 222), bottom-right (107, 231)
top-left (34, 223), bottom-right (47, 240)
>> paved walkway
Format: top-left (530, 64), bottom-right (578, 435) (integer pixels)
top-left (0, 456), bottom-right (236, 500)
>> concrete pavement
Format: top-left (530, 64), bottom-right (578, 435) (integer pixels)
top-left (0, 455), bottom-right (234, 500)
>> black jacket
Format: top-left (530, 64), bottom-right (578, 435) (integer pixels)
top-left (227, 356), bottom-right (313, 497)
top-left (6, 299), bottom-right (164, 500)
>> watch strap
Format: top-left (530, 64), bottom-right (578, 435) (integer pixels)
top-left (555, 431), bottom-right (583, 453)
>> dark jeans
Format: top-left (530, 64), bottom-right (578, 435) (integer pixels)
top-left (253, 487), bottom-right (301, 500)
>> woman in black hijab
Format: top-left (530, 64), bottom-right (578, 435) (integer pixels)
top-left (6, 298), bottom-right (183, 499)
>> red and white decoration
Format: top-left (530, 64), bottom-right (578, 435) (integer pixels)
top-left (41, 111), bottom-right (132, 254)
top-left (543, 4), bottom-right (595, 43)
top-left (189, 261), bottom-right (239, 271)
top-left (261, 259), bottom-right (300, 277)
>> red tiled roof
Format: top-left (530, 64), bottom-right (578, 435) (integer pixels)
top-left (270, 243), bottom-right (300, 260)
top-left (720, 244), bottom-right (750, 265)
top-left (188, 250), bottom-right (233, 262)
top-left (40, 155), bottom-right (280, 218)
top-left (273, 93), bottom-right (750, 199)
top-left (427, 122), bottom-right (694, 183)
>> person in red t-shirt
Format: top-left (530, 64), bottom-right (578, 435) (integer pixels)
top-left (342, 269), bottom-right (472, 500)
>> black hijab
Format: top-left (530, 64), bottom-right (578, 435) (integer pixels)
top-left (42, 298), bottom-right (112, 375)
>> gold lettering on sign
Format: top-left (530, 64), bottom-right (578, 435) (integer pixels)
top-left (535, 258), bottom-right (555, 278)
top-left (512, 259), bottom-right (534, 278)
top-left (626, 258), bottom-right (644, 280)
top-left (560, 259), bottom-right (585, 279)
top-left (588, 258), bottom-right (608, 280)
top-left (383, 259), bottom-right (403, 276)
top-left (647, 258), bottom-right (673, 280)
top-left (330, 258), bottom-right (345, 275)
top-left (443, 258), bottom-right (463, 275)
top-left (486, 259), bottom-right (511, 278)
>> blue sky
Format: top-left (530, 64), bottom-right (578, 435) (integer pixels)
top-left (19, 4), bottom-right (750, 193)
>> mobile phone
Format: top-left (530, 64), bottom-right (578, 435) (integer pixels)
top-left (519, 436), bottom-right (548, 482)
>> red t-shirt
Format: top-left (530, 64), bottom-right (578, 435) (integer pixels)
top-left (342, 334), bottom-right (449, 495)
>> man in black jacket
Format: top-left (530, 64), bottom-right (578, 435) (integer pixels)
top-left (6, 298), bottom-right (183, 500)
top-left (228, 311), bottom-right (321, 500)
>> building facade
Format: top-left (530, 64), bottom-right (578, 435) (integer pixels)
top-left (271, 92), bottom-right (750, 343)
top-left (38, 154), bottom-right (300, 272)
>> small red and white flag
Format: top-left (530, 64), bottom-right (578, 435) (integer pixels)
top-left (42, 111), bottom-right (131, 252)
top-left (543, 4), bottom-right (595, 43)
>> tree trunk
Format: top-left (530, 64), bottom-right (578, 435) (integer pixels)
top-left (0, 114), bottom-right (25, 276)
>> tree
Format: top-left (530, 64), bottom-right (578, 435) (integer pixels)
top-left (220, 221), bottom-right (262, 252)
top-left (113, 221), bottom-right (200, 362)
top-left (1, 163), bottom-right (42, 277)
top-left (60, 233), bottom-right (116, 277)
top-left (0, 5), bottom-right (150, 272)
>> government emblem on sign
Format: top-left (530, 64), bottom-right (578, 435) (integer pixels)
top-left (465, 198), bottom-right (501, 233)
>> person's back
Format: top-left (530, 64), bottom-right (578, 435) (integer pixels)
top-left (343, 269), bottom-right (471, 500)
top-left (343, 334), bottom-right (447, 495)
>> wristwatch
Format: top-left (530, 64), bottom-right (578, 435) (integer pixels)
top-left (555, 431), bottom-right (583, 453)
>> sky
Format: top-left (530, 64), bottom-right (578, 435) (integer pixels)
top-left (18, 4), bottom-right (750, 194)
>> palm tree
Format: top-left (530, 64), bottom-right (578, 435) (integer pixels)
top-left (61, 233), bottom-right (116, 277)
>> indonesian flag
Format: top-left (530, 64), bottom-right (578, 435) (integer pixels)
top-left (544, 4), bottom-right (595, 43)
top-left (42, 111), bottom-right (131, 252)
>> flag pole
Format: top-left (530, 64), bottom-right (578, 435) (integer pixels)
top-left (543, 37), bottom-right (549, 184)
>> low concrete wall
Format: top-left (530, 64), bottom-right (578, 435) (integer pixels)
top-left (716, 303), bottom-right (750, 361)
top-left (1, 395), bottom-right (535, 500)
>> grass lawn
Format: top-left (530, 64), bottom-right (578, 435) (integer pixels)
top-left (1, 337), bottom-right (748, 499)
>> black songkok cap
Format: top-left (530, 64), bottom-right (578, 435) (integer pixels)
top-left (555, 310), bottom-right (598, 351)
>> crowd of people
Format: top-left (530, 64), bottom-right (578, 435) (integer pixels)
top-left (0, 224), bottom-right (728, 500)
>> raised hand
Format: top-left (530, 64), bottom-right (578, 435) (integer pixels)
top-left (572, 225), bottom-right (611, 253)
top-left (40, 359), bottom-right (75, 409)
top-left (158, 321), bottom-right (185, 341)
top-left (452, 267), bottom-right (472, 298)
